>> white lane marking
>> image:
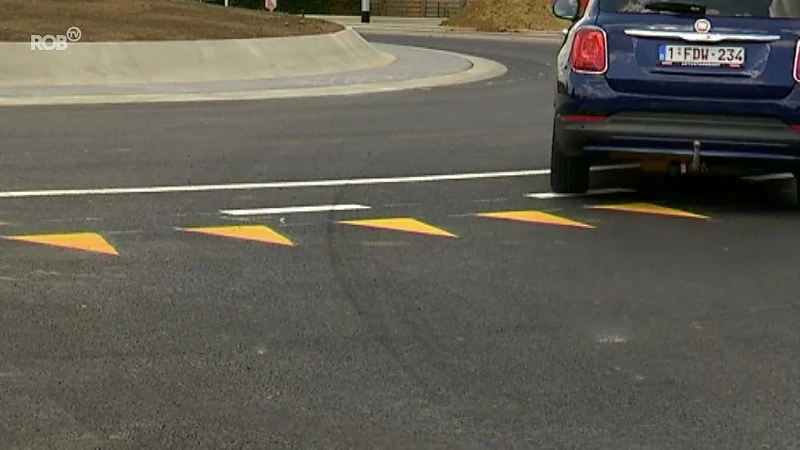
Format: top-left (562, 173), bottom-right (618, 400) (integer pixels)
top-left (220, 204), bottom-right (371, 216)
top-left (0, 164), bottom-right (638, 199)
top-left (525, 188), bottom-right (636, 199)
top-left (596, 333), bottom-right (628, 344)
top-left (743, 173), bottom-right (794, 182)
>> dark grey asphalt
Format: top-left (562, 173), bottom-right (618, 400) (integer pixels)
top-left (2, 34), bottom-right (800, 449)
top-left (0, 37), bottom-right (551, 191)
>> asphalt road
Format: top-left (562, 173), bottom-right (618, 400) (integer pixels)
top-left (2, 34), bottom-right (800, 449)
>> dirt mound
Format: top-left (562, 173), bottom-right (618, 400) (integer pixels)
top-left (444, 0), bottom-right (569, 32)
top-left (0, 0), bottom-right (343, 42)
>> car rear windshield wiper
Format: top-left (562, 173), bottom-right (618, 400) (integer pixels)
top-left (644, 1), bottom-right (707, 14)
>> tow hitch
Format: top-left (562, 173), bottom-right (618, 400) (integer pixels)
top-left (666, 140), bottom-right (704, 176)
top-left (690, 139), bottom-right (701, 173)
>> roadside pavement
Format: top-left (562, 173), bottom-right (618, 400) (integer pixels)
top-left (0, 13), bottom-right (561, 107)
top-left (0, 42), bottom-right (506, 106)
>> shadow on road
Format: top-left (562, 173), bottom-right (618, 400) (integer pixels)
top-left (588, 169), bottom-right (800, 214)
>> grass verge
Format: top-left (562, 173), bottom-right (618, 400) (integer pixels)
top-left (0, 0), bottom-right (343, 42)
top-left (444, 0), bottom-right (570, 32)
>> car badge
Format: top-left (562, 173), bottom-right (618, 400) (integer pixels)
top-left (694, 18), bottom-right (711, 34)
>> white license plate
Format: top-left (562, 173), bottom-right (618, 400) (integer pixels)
top-left (658, 45), bottom-right (745, 67)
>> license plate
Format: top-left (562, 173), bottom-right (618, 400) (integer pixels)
top-left (658, 45), bottom-right (745, 67)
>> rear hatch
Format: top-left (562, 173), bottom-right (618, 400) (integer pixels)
top-left (597, 0), bottom-right (800, 99)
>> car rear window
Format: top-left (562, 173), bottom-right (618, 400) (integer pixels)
top-left (598, 0), bottom-right (800, 17)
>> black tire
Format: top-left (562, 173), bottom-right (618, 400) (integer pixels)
top-left (550, 135), bottom-right (590, 194)
top-left (793, 172), bottom-right (800, 208)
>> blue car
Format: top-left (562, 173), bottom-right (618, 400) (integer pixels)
top-left (549, 0), bottom-right (800, 193)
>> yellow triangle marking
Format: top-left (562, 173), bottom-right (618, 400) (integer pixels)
top-left (4, 232), bottom-right (119, 256)
top-left (181, 225), bottom-right (293, 246)
top-left (338, 218), bottom-right (457, 238)
top-left (591, 203), bottom-right (708, 219)
top-left (477, 210), bottom-right (595, 229)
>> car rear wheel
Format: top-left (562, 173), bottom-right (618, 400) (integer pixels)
top-left (550, 134), bottom-right (590, 194)
top-left (793, 171), bottom-right (800, 203)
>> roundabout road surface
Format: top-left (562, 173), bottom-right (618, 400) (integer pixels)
top-left (1, 34), bottom-right (800, 448)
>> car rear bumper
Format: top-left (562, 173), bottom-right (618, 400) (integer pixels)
top-left (553, 111), bottom-right (800, 168)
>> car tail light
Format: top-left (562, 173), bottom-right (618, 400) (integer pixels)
top-left (571, 27), bottom-right (608, 74)
top-left (794, 39), bottom-right (800, 83)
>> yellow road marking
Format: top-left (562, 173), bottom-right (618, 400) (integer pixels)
top-left (180, 225), bottom-right (293, 246)
top-left (4, 232), bottom-right (119, 256)
top-left (477, 210), bottom-right (595, 229)
top-left (590, 203), bottom-right (708, 219)
top-left (338, 217), bottom-right (457, 238)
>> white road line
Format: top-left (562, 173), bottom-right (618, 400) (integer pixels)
top-left (525, 188), bottom-right (636, 199)
top-left (742, 173), bottom-right (794, 182)
top-left (0, 164), bottom-right (638, 199)
top-left (220, 204), bottom-right (371, 216)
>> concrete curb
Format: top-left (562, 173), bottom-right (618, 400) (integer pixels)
top-left (357, 28), bottom-right (563, 42)
top-left (0, 28), bottom-right (395, 87)
top-left (352, 25), bottom-right (561, 37)
top-left (0, 47), bottom-right (507, 107)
